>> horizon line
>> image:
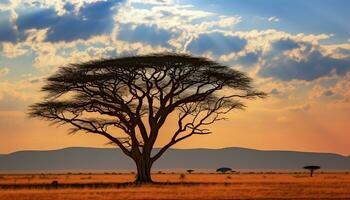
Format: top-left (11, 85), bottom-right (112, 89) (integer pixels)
top-left (2, 146), bottom-right (349, 157)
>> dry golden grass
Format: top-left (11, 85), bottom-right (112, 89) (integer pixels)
top-left (1, 172), bottom-right (350, 199)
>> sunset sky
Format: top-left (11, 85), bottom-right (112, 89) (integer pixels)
top-left (0, 0), bottom-right (350, 155)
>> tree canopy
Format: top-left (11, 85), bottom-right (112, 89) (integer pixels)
top-left (29, 53), bottom-right (265, 183)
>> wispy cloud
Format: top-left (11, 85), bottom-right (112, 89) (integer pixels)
top-left (267, 16), bottom-right (280, 22)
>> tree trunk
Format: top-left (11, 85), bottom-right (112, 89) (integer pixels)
top-left (134, 156), bottom-right (153, 183)
top-left (310, 169), bottom-right (314, 177)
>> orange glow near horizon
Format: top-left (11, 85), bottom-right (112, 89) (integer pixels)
top-left (1, 98), bottom-right (349, 156)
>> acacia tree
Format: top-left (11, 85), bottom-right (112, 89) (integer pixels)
top-left (303, 165), bottom-right (321, 177)
top-left (29, 54), bottom-right (265, 183)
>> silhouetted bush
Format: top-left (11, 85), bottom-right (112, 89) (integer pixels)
top-left (216, 167), bottom-right (232, 174)
top-left (303, 165), bottom-right (321, 177)
top-left (179, 174), bottom-right (186, 181)
top-left (51, 180), bottom-right (59, 188)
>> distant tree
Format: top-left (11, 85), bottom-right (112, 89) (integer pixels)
top-left (29, 53), bottom-right (265, 183)
top-left (216, 167), bottom-right (232, 174)
top-left (303, 165), bottom-right (321, 177)
top-left (179, 173), bottom-right (186, 181)
top-left (51, 180), bottom-right (59, 188)
top-left (187, 169), bottom-right (194, 174)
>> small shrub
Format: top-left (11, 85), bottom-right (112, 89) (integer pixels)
top-left (216, 167), bottom-right (232, 174)
top-left (51, 180), bottom-right (59, 188)
top-left (226, 176), bottom-right (231, 179)
top-left (179, 173), bottom-right (186, 181)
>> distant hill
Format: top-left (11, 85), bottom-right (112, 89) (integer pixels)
top-left (0, 147), bottom-right (349, 172)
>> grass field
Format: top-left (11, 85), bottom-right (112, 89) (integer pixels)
top-left (0, 172), bottom-right (350, 199)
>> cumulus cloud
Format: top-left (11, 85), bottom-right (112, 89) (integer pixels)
top-left (329, 72), bottom-right (350, 101)
top-left (257, 36), bottom-right (350, 81)
top-left (1, 42), bottom-right (29, 58)
top-left (271, 38), bottom-right (300, 51)
top-left (117, 23), bottom-right (173, 47)
top-left (0, 0), bottom-right (11, 9)
top-left (15, 0), bottom-right (121, 42)
top-left (1, 0), bottom-right (349, 85)
top-left (113, 0), bottom-right (242, 51)
top-left (0, 11), bottom-right (18, 42)
top-left (187, 32), bottom-right (246, 55)
top-left (260, 48), bottom-right (350, 81)
top-left (234, 51), bottom-right (260, 66)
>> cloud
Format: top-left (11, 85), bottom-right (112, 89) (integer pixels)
top-left (0, 68), bottom-right (9, 77)
top-left (187, 32), bottom-right (247, 55)
top-left (0, 11), bottom-right (17, 42)
top-left (267, 16), bottom-right (280, 22)
top-left (117, 23), bottom-right (173, 46)
top-left (113, 0), bottom-right (241, 51)
top-left (0, 0), bottom-right (11, 9)
top-left (235, 51), bottom-right (260, 66)
top-left (257, 36), bottom-right (350, 81)
top-left (1, 42), bottom-right (29, 58)
top-left (260, 49), bottom-right (350, 81)
top-left (328, 72), bottom-right (350, 102)
top-left (128, 0), bottom-right (173, 5)
top-left (16, 8), bottom-right (59, 30)
top-left (15, 0), bottom-right (122, 42)
top-left (271, 38), bottom-right (300, 52)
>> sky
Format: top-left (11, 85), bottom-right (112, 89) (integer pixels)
top-left (0, 0), bottom-right (350, 155)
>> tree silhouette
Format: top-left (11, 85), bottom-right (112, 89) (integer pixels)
top-left (29, 53), bottom-right (265, 183)
top-left (216, 167), bottom-right (233, 174)
top-left (187, 169), bottom-right (194, 174)
top-left (303, 165), bottom-right (320, 177)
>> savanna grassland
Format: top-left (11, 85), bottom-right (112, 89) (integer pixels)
top-left (0, 172), bottom-right (350, 199)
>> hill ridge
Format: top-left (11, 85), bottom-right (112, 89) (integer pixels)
top-left (1, 147), bottom-right (349, 172)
